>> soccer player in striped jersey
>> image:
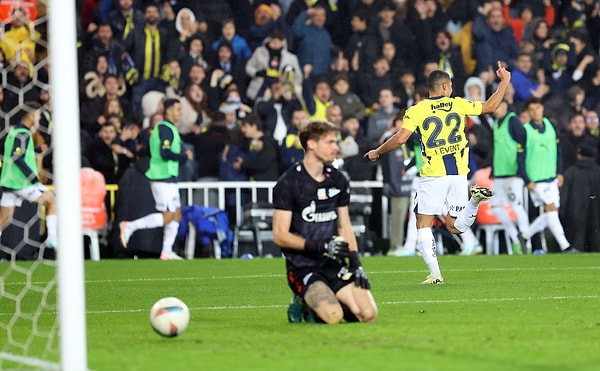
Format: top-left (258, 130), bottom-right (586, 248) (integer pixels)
top-left (365, 61), bottom-right (511, 284)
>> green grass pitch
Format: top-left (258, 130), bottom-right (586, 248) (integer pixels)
top-left (2, 254), bottom-right (600, 370)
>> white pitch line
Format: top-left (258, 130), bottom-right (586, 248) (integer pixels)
top-left (84, 294), bottom-right (600, 314)
top-left (1, 295), bottom-right (598, 317)
top-left (5, 266), bottom-right (600, 286)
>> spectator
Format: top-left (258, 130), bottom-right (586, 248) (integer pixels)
top-left (177, 83), bottom-right (212, 137)
top-left (584, 110), bottom-right (600, 139)
top-left (406, 0), bottom-right (445, 72)
top-left (583, 0), bottom-right (600, 54)
top-left (219, 125), bottom-right (252, 220)
top-left (0, 7), bottom-right (40, 66)
top-left (185, 63), bottom-right (208, 92)
top-left (255, 80), bottom-right (302, 144)
top-left (302, 72), bottom-right (332, 121)
top-left (179, 34), bottom-right (211, 82)
top-left (234, 113), bottom-right (280, 183)
top-left (519, 97), bottom-right (572, 253)
top-left (559, 112), bottom-right (599, 171)
top-left (85, 122), bottom-right (121, 184)
top-left (542, 43), bottom-right (576, 103)
top-left (188, 1), bottom-right (234, 43)
top-left (380, 110), bottom-right (413, 257)
top-left (331, 73), bottom-right (366, 122)
top-left (79, 22), bottom-right (126, 81)
top-left (472, 4), bottom-right (519, 74)
top-left (340, 115), bottom-right (373, 181)
top-left (501, 0), bottom-right (555, 45)
top-left (522, 17), bottom-right (555, 66)
top-left (560, 144), bottom-right (600, 253)
top-left (345, 9), bottom-right (380, 74)
top-left (248, 3), bottom-right (288, 51)
top-left (245, 29), bottom-right (302, 103)
top-left (212, 19), bottom-right (252, 63)
top-left (326, 104), bottom-right (343, 128)
top-left (191, 111), bottom-right (230, 181)
top-left (2, 60), bottom-right (40, 126)
top-left (174, 7), bottom-right (199, 46)
top-left (366, 87), bottom-right (398, 148)
top-left (380, 40), bottom-right (406, 78)
top-left (158, 59), bottom-right (184, 97)
top-left (569, 31), bottom-right (598, 86)
top-left (279, 108), bottom-right (307, 172)
top-left (430, 29), bottom-right (468, 97)
top-left (122, 4), bottom-right (177, 115)
top-left (376, 1), bottom-right (418, 75)
top-left (393, 69), bottom-right (417, 109)
top-left (550, 85), bottom-right (586, 134)
top-left (107, 0), bottom-right (145, 43)
top-left (581, 65), bottom-right (600, 112)
top-left (80, 74), bottom-right (132, 135)
top-left (292, 6), bottom-right (332, 78)
top-left (511, 52), bottom-right (549, 105)
top-left (356, 56), bottom-right (394, 109)
top-left (464, 76), bottom-right (494, 170)
top-left (207, 41), bottom-right (249, 106)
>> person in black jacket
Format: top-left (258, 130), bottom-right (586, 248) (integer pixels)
top-left (560, 144), bottom-right (600, 252)
top-left (234, 113), bottom-right (280, 183)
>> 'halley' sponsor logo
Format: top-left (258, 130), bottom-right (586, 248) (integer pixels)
top-left (431, 101), bottom-right (453, 112)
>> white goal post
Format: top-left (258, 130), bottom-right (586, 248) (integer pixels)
top-left (0, 1), bottom-right (88, 370)
top-left (48, 0), bottom-right (88, 369)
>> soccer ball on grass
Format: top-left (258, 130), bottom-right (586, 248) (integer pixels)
top-left (149, 297), bottom-right (190, 337)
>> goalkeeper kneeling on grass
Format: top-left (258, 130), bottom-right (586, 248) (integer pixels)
top-left (272, 120), bottom-right (378, 324)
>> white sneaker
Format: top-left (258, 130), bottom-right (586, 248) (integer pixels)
top-left (395, 247), bottom-right (416, 257)
top-left (421, 275), bottom-right (444, 284)
top-left (460, 244), bottom-right (483, 256)
top-left (160, 252), bottom-right (183, 260)
top-left (470, 185), bottom-right (493, 203)
top-left (119, 221), bottom-right (133, 248)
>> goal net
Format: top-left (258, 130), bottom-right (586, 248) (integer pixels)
top-left (0, 1), bottom-right (87, 370)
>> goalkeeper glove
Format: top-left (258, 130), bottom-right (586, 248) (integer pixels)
top-left (348, 251), bottom-right (371, 289)
top-left (305, 236), bottom-right (349, 262)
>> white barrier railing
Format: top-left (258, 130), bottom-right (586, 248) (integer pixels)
top-left (177, 180), bottom-right (388, 238)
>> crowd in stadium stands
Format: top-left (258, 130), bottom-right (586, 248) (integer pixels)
top-left (1, 0), bottom-right (600, 253)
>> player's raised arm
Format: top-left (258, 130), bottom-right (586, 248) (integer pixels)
top-left (481, 61), bottom-right (512, 114)
top-left (364, 127), bottom-right (413, 161)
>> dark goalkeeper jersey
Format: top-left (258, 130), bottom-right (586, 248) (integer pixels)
top-left (273, 162), bottom-right (350, 268)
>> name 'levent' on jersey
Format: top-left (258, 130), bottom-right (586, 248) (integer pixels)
top-left (402, 96), bottom-right (482, 177)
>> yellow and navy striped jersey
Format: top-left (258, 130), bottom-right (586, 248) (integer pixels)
top-left (403, 96), bottom-right (482, 177)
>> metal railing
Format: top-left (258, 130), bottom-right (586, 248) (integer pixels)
top-left (103, 180), bottom-right (388, 238)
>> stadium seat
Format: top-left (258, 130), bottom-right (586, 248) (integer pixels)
top-left (472, 167), bottom-right (518, 255)
top-left (81, 168), bottom-right (107, 261)
top-left (476, 202), bottom-right (517, 255)
top-left (233, 202), bottom-right (275, 258)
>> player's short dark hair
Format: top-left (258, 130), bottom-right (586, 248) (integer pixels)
top-left (15, 102), bottom-right (41, 123)
top-left (427, 70), bottom-right (450, 92)
top-left (241, 112), bottom-right (261, 128)
top-left (299, 120), bottom-right (340, 150)
top-left (163, 98), bottom-right (180, 112)
top-left (524, 96), bottom-right (542, 108)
